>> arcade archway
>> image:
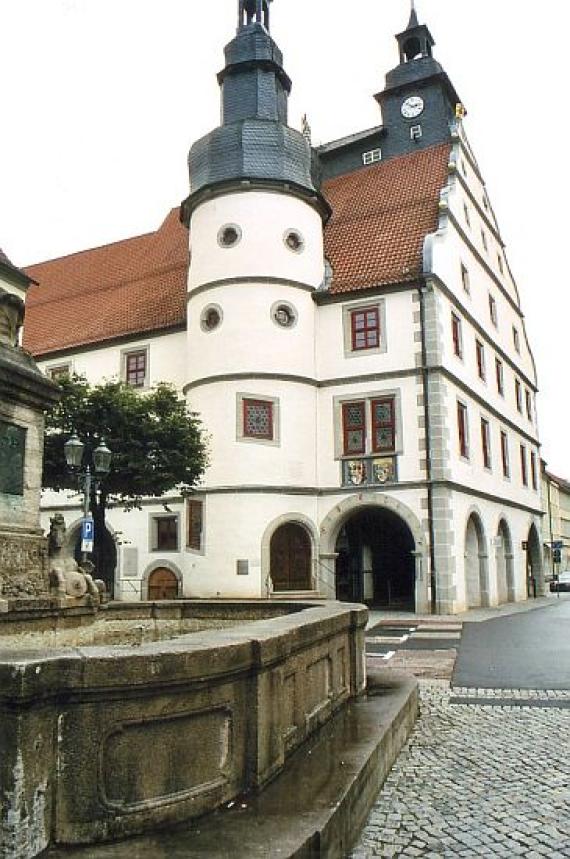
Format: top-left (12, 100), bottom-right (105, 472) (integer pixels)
top-left (334, 507), bottom-right (416, 610)
top-left (496, 518), bottom-right (515, 604)
top-left (526, 522), bottom-right (543, 598)
top-left (464, 512), bottom-right (488, 608)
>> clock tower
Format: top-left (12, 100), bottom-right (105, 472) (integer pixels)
top-left (374, 4), bottom-right (464, 160)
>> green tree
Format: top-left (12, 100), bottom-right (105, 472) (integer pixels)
top-left (43, 376), bottom-right (208, 587)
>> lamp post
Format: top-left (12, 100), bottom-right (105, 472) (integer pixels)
top-left (63, 434), bottom-right (112, 565)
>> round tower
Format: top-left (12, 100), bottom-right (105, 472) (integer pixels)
top-left (181, 1), bottom-right (330, 598)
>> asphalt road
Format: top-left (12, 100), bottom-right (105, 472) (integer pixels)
top-left (453, 596), bottom-right (570, 690)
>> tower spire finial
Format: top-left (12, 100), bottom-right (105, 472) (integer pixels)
top-left (238, 0), bottom-right (273, 32)
top-left (408, 0), bottom-right (419, 28)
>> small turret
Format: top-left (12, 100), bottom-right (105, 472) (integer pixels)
top-left (182, 0), bottom-right (329, 225)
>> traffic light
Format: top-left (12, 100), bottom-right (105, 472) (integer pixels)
top-left (553, 548), bottom-right (562, 564)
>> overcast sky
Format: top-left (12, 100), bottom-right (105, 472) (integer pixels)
top-left (1, 0), bottom-right (568, 477)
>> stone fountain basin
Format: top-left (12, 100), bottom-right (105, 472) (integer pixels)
top-left (0, 600), bottom-right (367, 859)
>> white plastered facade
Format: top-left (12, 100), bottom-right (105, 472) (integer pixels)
top-left (36, 126), bottom-right (543, 614)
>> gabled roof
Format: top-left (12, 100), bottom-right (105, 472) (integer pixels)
top-left (323, 142), bottom-right (450, 294)
top-left (22, 143), bottom-right (451, 357)
top-left (23, 208), bottom-right (188, 357)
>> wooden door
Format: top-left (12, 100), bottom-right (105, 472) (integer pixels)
top-left (270, 524), bottom-right (311, 591)
top-left (148, 567), bottom-right (179, 600)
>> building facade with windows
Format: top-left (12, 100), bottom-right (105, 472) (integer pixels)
top-left (22, 3), bottom-right (544, 612)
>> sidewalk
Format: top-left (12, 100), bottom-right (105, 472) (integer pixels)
top-left (366, 592), bottom-right (570, 630)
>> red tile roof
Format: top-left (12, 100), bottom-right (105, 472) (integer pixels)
top-left (323, 143), bottom-right (451, 294)
top-left (23, 208), bottom-right (188, 357)
top-left (23, 144), bottom-right (450, 357)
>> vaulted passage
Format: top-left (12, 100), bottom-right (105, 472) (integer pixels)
top-left (334, 508), bottom-right (415, 610)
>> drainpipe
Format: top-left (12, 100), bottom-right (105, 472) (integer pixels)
top-left (547, 470), bottom-right (554, 578)
top-left (418, 280), bottom-right (438, 614)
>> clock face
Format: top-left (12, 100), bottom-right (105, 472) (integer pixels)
top-left (401, 96), bottom-right (425, 119)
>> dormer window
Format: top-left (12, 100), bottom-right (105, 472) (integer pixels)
top-left (362, 148), bottom-right (382, 166)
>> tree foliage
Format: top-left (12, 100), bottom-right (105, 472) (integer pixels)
top-left (43, 376), bottom-right (208, 511)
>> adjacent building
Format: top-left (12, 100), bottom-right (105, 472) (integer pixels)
top-left (22, 2), bottom-right (544, 613)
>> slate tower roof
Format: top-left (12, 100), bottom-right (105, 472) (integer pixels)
top-left (182, 0), bottom-right (330, 225)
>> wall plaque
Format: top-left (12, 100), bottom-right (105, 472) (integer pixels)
top-left (0, 421), bottom-right (26, 496)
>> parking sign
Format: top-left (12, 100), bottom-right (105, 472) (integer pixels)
top-left (81, 517), bottom-right (95, 553)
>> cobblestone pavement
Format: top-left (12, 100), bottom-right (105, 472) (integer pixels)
top-left (351, 681), bottom-right (570, 858)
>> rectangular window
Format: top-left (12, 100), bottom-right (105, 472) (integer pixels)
top-left (530, 451), bottom-right (537, 491)
top-left (243, 398), bottom-right (274, 440)
top-left (481, 228), bottom-right (488, 253)
top-left (154, 516), bottom-right (178, 551)
top-left (461, 263), bottom-right (470, 294)
top-left (125, 350), bottom-right (147, 388)
top-left (481, 418), bottom-right (491, 469)
top-left (362, 148), bottom-right (382, 165)
top-left (515, 379), bottom-right (522, 413)
top-left (496, 359), bottom-right (504, 396)
top-left (520, 445), bottom-right (528, 487)
top-left (451, 313), bottom-right (463, 358)
top-left (525, 390), bottom-right (533, 422)
top-left (500, 431), bottom-right (510, 478)
top-left (342, 401), bottom-right (366, 455)
top-left (47, 363), bottom-right (71, 381)
top-left (457, 402), bottom-right (469, 459)
top-left (498, 254), bottom-right (504, 275)
top-left (463, 203), bottom-right (471, 228)
top-left (488, 294), bottom-right (497, 327)
top-left (187, 500), bottom-right (203, 551)
top-left (351, 307), bottom-right (380, 351)
top-left (513, 326), bottom-right (520, 353)
top-left (476, 340), bottom-right (486, 381)
top-left (371, 397), bottom-right (396, 454)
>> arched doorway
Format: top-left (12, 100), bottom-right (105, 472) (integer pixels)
top-left (270, 522), bottom-right (312, 592)
top-left (334, 508), bottom-right (415, 610)
top-left (73, 524), bottom-right (117, 597)
top-left (464, 513), bottom-right (488, 608)
top-left (148, 567), bottom-right (180, 601)
top-left (496, 519), bottom-right (515, 604)
top-left (526, 522), bottom-right (543, 598)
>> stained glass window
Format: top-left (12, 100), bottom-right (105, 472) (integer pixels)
top-left (342, 401), bottom-right (366, 455)
top-left (371, 398), bottom-right (395, 453)
top-left (244, 399), bottom-right (273, 440)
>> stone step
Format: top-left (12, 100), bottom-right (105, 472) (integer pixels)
top-left (270, 590), bottom-right (325, 600)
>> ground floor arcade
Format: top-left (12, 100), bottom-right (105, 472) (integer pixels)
top-left (41, 485), bottom-right (544, 615)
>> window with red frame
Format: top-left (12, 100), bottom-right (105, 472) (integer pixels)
top-left (125, 351), bottom-right (147, 388)
top-left (371, 397), bottom-right (396, 453)
top-left (451, 313), bottom-right (463, 358)
top-left (243, 399), bottom-right (274, 440)
top-left (520, 445), bottom-right (528, 486)
top-left (187, 500), bottom-right (203, 551)
top-left (342, 401), bottom-right (366, 455)
top-left (480, 418), bottom-right (491, 469)
top-left (515, 379), bottom-right (522, 413)
top-left (496, 358), bottom-right (504, 396)
top-left (457, 402), bottom-right (469, 458)
top-left (350, 307), bottom-right (380, 351)
top-left (500, 431), bottom-right (510, 478)
top-left (530, 451), bottom-right (537, 490)
top-left (476, 340), bottom-right (486, 381)
top-left (525, 390), bottom-right (533, 422)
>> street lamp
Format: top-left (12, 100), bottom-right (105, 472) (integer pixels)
top-left (63, 434), bottom-right (113, 564)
